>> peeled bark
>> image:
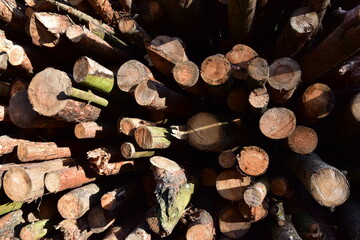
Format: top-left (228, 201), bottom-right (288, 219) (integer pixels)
top-left (285, 126), bottom-right (318, 154)
top-left (216, 169), bottom-right (251, 201)
top-left (219, 206), bottom-right (251, 239)
top-left (259, 107), bottom-right (296, 139)
top-left (225, 44), bottom-right (258, 80)
top-left (237, 146), bottom-right (269, 176)
top-left (336, 198), bottom-right (360, 240)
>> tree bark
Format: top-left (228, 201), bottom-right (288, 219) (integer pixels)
top-left (336, 198), bottom-right (360, 240)
top-left (225, 44), bottom-right (258, 80)
top-left (0, 135), bottom-right (29, 156)
top-left (120, 142), bottom-right (155, 159)
top-left (237, 146), bottom-right (269, 176)
top-left (86, 0), bottom-right (115, 24)
top-left (219, 206), bottom-right (251, 239)
top-left (285, 125), bottom-right (318, 154)
top-left (259, 107), bottom-right (296, 139)
top-left (74, 121), bottom-right (118, 139)
top-left (216, 169), bottom-right (251, 201)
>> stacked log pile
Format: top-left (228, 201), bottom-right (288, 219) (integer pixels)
top-left (0, 0), bottom-right (359, 239)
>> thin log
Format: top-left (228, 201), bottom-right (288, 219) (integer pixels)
top-left (216, 169), bottom-right (251, 201)
top-left (238, 199), bottom-right (268, 222)
top-left (288, 153), bottom-right (350, 207)
top-left (0, 201), bottom-right (23, 216)
top-left (0, 210), bottom-right (25, 239)
top-left (248, 87), bottom-right (269, 115)
top-left (7, 45), bottom-right (33, 74)
top-left (86, 0), bottom-right (115, 24)
top-left (57, 183), bottom-right (101, 219)
top-left (259, 107), bottom-right (296, 139)
top-left (243, 177), bottom-right (269, 207)
top-left (118, 117), bottom-right (156, 136)
top-left (218, 146), bottom-right (239, 169)
top-left (299, 5), bottom-right (360, 82)
top-left (247, 57), bottom-right (269, 89)
top-left (285, 126), bottom-right (318, 154)
top-left (120, 142), bottom-right (155, 159)
top-left (118, 16), bottom-right (151, 51)
top-left (134, 125), bottom-right (173, 149)
top-left (237, 146), bottom-right (269, 176)
top-left (74, 122), bottom-right (118, 139)
top-left (20, 219), bottom-right (50, 240)
top-left (225, 44), bottom-right (258, 80)
top-left (219, 206), bottom-right (251, 239)
top-left (267, 57), bottom-right (301, 104)
top-left (0, 135), bottom-right (29, 156)
top-left (0, 105), bottom-right (10, 122)
top-left (227, 88), bottom-right (249, 113)
top-left (17, 141), bottom-right (71, 162)
top-left (199, 168), bottom-right (218, 187)
top-left (186, 209), bottom-right (215, 240)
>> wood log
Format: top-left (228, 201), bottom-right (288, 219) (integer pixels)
top-left (0, 201), bottom-right (23, 216)
top-left (186, 209), bottom-right (215, 240)
top-left (243, 177), bottom-right (269, 207)
top-left (259, 107), bottom-right (296, 139)
top-left (237, 146), bottom-right (269, 176)
top-left (337, 198), bottom-right (360, 240)
top-left (199, 168), bottom-right (218, 187)
top-left (270, 176), bottom-right (290, 197)
top-left (118, 16), bottom-right (151, 51)
top-left (20, 219), bottom-right (50, 240)
top-left (57, 183), bottom-right (101, 219)
top-left (267, 57), bottom-right (301, 104)
top-left (45, 165), bottom-right (96, 193)
top-left (0, 210), bottom-right (25, 239)
top-left (299, 5), bottom-right (360, 82)
top-left (247, 57), bottom-right (269, 89)
top-left (28, 68), bottom-right (102, 122)
top-left (274, 7), bottom-right (319, 58)
top-left (272, 221), bottom-right (302, 240)
top-left (288, 153), bottom-right (350, 207)
top-left (118, 117), bottom-right (156, 136)
top-left (3, 158), bottom-right (74, 202)
top-left (56, 219), bottom-right (93, 240)
top-left (227, 88), bottom-right (249, 113)
top-left (219, 206), bottom-right (251, 239)
top-left (218, 146), bottom-right (239, 169)
top-left (304, 0), bottom-right (330, 23)
top-left (86, 0), bottom-right (115, 24)
top-left (285, 126), bottom-right (318, 154)
top-left (248, 87), bottom-right (269, 115)
top-left (0, 104), bottom-right (10, 122)
top-left (225, 44), bottom-right (258, 80)
top-left (101, 186), bottom-right (130, 211)
top-left (0, 0), bottom-right (27, 32)
top-left (146, 35), bottom-right (188, 77)
top-left (238, 199), bottom-right (268, 222)
top-left (17, 141), bottom-right (71, 162)
top-left (134, 125), bottom-right (173, 149)
top-left (74, 122), bottom-right (118, 139)
top-left (227, 0), bottom-right (256, 43)
top-left (0, 136), bottom-right (29, 156)
top-left (186, 112), bottom-right (245, 152)
top-left (7, 45), bottom-right (33, 74)
top-left (120, 142), bottom-right (155, 159)
top-left (298, 83), bottom-right (335, 123)
top-left (216, 169), bottom-right (251, 201)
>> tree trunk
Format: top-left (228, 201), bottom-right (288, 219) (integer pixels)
top-left (216, 169), bottom-right (251, 201)
top-left (17, 141), bottom-right (71, 162)
top-left (259, 107), bottom-right (296, 139)
top-left (237, 146), bottom-right (269, 176)
top-left (285, 126), bottom-right (318, 154)
top-left (74, 122), bottom-right (118, 139)
top-left (219, 206), bottom-right (251, 239)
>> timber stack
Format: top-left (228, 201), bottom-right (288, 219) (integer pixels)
top-left (0, 0), bottom-right (359, 239)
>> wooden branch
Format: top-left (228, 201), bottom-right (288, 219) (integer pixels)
top-left (118, 16), bottom-right (151, 51)
top-left (74, 122), bottom-right (118, 139)
top-left (20, 219), bottom-right (50, 240)
top-left (87, 0), bottom-right (115, 24)
top-left (285, 126), bottom-right (318, 154)
top-left (237, 146), bottom-right (269, 176)
top-left (186, 209), bottom-right (215, 240)
top-left (218, 146), bottom-right (239, 168)
top-left (288, 153), bottom-right (350, 207)
top-left (247, 57), bottom-right (269, 89)
top-left (219, 206), bottom-right (251, 239)
top-left (248, 87), bottom-right (269, 115)
top-left (216, 169), bottom-right (251, 201)
top-left (238, 199), bottom-right (268, 222)
top-left (227, 88), bottom-right (249, 113)
top-left (118, 117), bottom-right (156, 136)
top-left (0, 210), bottom-right (25, 239)
top-left (259, 108), bottom-right (296, 139)
top-left (120, 142), bottom-right (155, 159)
top-left (243, 177), bottom-right (269, 207)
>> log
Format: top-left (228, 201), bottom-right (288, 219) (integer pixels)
top-left (337, 92), bottom-right (360, 140)
top-left (28, 68), bottom-right (102, 122)
top-left (259, 107), bottom-right (296, 139)
top-left (238, 199), bottom-right (268, 222)
top-left (237, 146), bottom-right (269, 176)
top-left (0, 104), bottom-right (10, 122)
top-left (0, 136), bottom-right (29, 156)
top-left (120, 142), bottom-right (155, 159)
top-left (219, 206), bottom-right (251, 239)
top-left (274, 7), bottom-right (319, 58)
top-left (298, 83), bottom-right (335, 123)
top-left (299, 5), bottom-right (360, 82)
top-left (24, 0), bottom-right (55, 11)
top-left (45, 165), bottom-right (96, 193)
top-left (247, 57), bottom-right (269, 89)
top-left (0, 210), bottom-right (25, 239)
top-left (218, 146), bottom-right (239, 169)
top-left (0, 0), bottom-right (27, 32)
top-left (20, 219), bottom-right (50, 240)
top-left (17, 141), bottom-right (71, 162)
top-left (10, 78), bottom-right (28, 97)
top-left (186, 209), bottom-right (215, 240)
top-left (288, 153), bottom-right (350, 207)
top-left (3, 158), bottom-right (74, 202)
top-left (101, 186), bottom-right (130, 211)
top-left (216, 169), bottom-right (251, 201)
top-left (225, 44), bottom-right (258, 80)
top-left (74, 122), bottom-right (118, 139)
top-left (227, 88), bottom-right (249, 113)
top-left (248, 87), bottom-right (269, 115)
top-left (186, 112), bottom-right (245, 152)
top-left (337, 198), bottom-right (360, 240)
top-left (134, 125), bottom-right (173, 149)
top-left (56, 219), bottom-right (93, 240)
top-left (243, 177), bottom-right (269, 207)
top-left (7, 45), bottom-right (33, 74)
top-left (285, 126), bottom-right (318, 154)
top-left (0, 201), bottom-right (23, 216)
top-left (227, 0), bottom-right (256, 42)
top-left (86, 0), bottom-right (115, 24)
top-left (118, 16), bottom-right (151, 51)
top-left (267, 57), bottom-right (301, 104)
top-left (199, 168), bottom-right (218, 187)
top-left (57, 183), bottom-right (101, 219)
top-left (272, 221), bottom-right (302, 240)
top-left (304, 0), bottom-right (330, 23)
top-left (118, 117), bottom-right (156, 136)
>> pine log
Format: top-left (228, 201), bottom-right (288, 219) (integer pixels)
top-left (186, 209), bottom-right (215, 240)
top-left (238, 199), bottom-right (268, 222)
top-left (274, 7), bottom-right (319, 58)
top-left (337, 198), bottom-right (360, 240)
top-left (134, 125), bottom-right (174, 149)
top-left (288, 153), bottom-right (350, 207)
top-left (7, 45), bottom-right (33, 74)
top-left (146, 35), bottom-right (188, 77)
top-left (270, 176), bottom-right (290, 197)
top-left (225, 44), bottom-right (258, 80)
top-left (248, 87), bottom-right (269, 115)
top-left (0, 210), bottom-right (25, 239)
top-left (28, 68), bottom-right (102, 122)
top-left (10, 78), bottom-right (28, 97)
top-left (57, 183), bottom-right (101, 219)
top-left (0, 104), bottom-right (10, 122)
top-left (186, 112), bottom-right (245, 152)
top-left (227, 0), bottom-right (256, 42)
top-left (20, 219), bottom-right (50, 240)
top-left (227, 88), bottom-right (249, 113)
top-left (120, 142), bottom-right (155, 159)
top-left (0, 81), bottom-right (11, 97)
top-left (216, 169), bottom-right (251, 201)
top-left (0, 136), bottom-right (29, 156)
top-left (299, 5), bottom-right (360, 82)
top-left (17, 141), bottom-right (72, 162)
top-left (237, 146), bottom-right (269, 176)
top-left (259, 107), bottom-right (296, 139)
top-left (199, 168), bottom-right (218, 187)
top-left (3, 158), bottom-right (74, 202)
top-left (86, 0), bottom-right (115, 24)
top-left (285, 126), bottom-right (318, 154)
top-left (0, 0), bottom-right (27, 32)
top-left (118, 117), bottom-right (156, 136)
top-left (118, 16), bottom-right (151, 51)
top-left (0, 201), bottom-right (23, 216)
top-left (298, 83), bottom-right (335, 123)
top-left (272, 221), bottom-right (302, 240)
top-left (101, 186), bottom-right (130, 211)
top-left (247, 57), bottom-right (269, 89)
top-left (219, 206), bottom-right (251, 239)
top-left (74, 121), bottom-right (118, 139)
top-left (45, 165), bottom-right (96, 193)
top-left (304, 0), bottom-right (330, 23)
top-left (243, 177), bottom-right (269, 207)
top-left (267, 57), bottom-right (301, 104)
top-left (218, 147), bottom-right (239, 169)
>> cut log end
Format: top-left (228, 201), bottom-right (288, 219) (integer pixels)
top-left (248, 88), bottom-right (269, 113)
top-left (66, 25), bottom-right (85, 43)
top-left (259, 108), bottom-right (296, 139)
top-left (120, 142), bottom-right (136, 159)
top-left (290, 7), bottom-right (319, 34)
top-left (7, 45), bottom-right (26, 66)
top-left (172, 60), bottom-right (199, 88)
top-left (134, 125), bottom-right (170, 149)
top-left (219, 207), bottom-right (251, 239)
top-left (44, 171), bottom-right (61, 193)
top-left (150, 156), bottom-right (181, 173)
top-left (225, 44), bottom-right (258, 79)
top-left (117, 60), bottom-right (153, 93)
top-left (287, 126), bottom-right (318, 154)
top-left (3, 167), bottom-right (31, 202)
top-left (134, 80), bottom-right (159, 107)
top-left (200, 54), bottom-right (232, 86)
top-left (218, 149), bottom-right (237, 169)
top-left (270, 177), bottom-right (288, 197)
top-left (237, 146), bottom-right (269, 176)
top-left (216, 169), bottom-right (251, 201)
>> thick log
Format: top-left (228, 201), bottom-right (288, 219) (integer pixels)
top-left (199, 168), bottom-right (218, 187)
top-left (28, 68), bottom-right (102, 122)
top-left (3, 158), bottom-right (74, 202)
top-left (225, 44), bottom-right (258, 80)
top-left (227, 88), bottom-right (249, 113)
top-left (0, 0), bottom-right (27, 32)
top-left (0, 210), bottom-right (25, 239)
top-left (118, 117), bottom-right (156, 136)
top-left (17, 141), bottom-right (71, 162)
top-left (57, 183), bottom-right (100, 219)
top-left (74, 122), bottom-right (118, 139)
top-left (45, 165), bottom-right (96, 193)
top-left (247, 57), bottom-right (269, 89)
top-left (20, 219), bottom-right (50, 240)
top-left (238, 199), bottom-right (268, 222)
top-left (118, 16), bottom-right (151, 51)
top-left (243, 177), bottom-right (269, 207)
top-left (186, 209), bottom-right (215, 240)
top-left (274, 7), bottom-right (319, 58)
top-left (134, 125), bottom-right (173, 149)
top-left (299, 5), bottom-right (360, 82)
top-left (237, 146), bottom-right (269, 176)
top-left (267, 57), bottom-right (301, 104)
top-left (227, 0), bottom-right (256, 42)
top-left (7, 45), bottom-right (33, 74)
top-left (248, 87), bottom-right (269, 115)
top-left (121, 142), bottom-right (155, 159)
top-left (259, 107), bottom-right (296, 139)
top-left (285, 126), bottom-right (318, 154)
top-left (216, 169), bottom-right (251, 201)
top-left (219, 206), bottom-right (251, 239)
top-left (87, 0), bottom-right (115, 24)
top-left (288, 153), bottom-right (350, 207)
top-left (218, 146), bottom-right (239, 169)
